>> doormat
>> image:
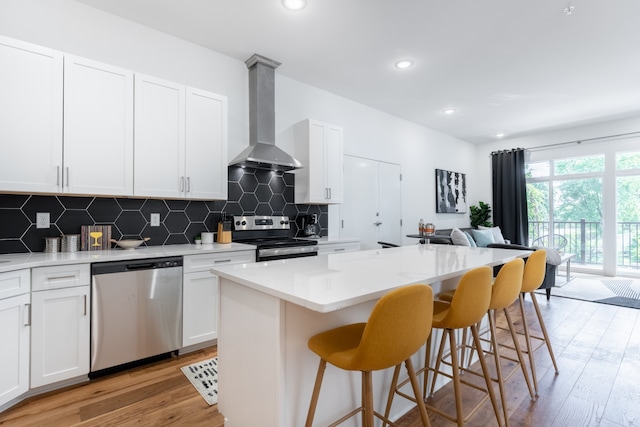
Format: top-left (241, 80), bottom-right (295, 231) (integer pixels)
top-left (180, 357), bottom-right (218, 405)
top-left (595, 296), bottom-right (640, 309)
top-left (600, 279), bottom-right (639, 299)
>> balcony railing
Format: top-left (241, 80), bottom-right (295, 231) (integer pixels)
top-left (529, 220), bottom-right (640, 269)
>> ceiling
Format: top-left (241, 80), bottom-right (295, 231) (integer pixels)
top-left (75, 0), bottom-right (640, 144)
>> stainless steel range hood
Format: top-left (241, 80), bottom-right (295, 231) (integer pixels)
top-left (229, 54), bottom-right (302, 172)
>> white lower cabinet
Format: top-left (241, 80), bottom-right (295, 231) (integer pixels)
top-left (31, 265), bottom-right (90, 388)
top-left (182, 251), bottom-right (255, 347)
top-left (0, 293), bottom-right (30, 409)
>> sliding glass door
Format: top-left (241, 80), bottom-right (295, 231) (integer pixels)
top-left (616, 151), bottom-right (640, 274)
top-left (526, 155), bottom-right (604, 272)
top-left (526, 146), bottom-right (640, 277)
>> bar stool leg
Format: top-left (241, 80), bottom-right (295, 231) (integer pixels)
top-left (428, 330), bottom-right (449, 398)
top-left (488, 310), bottom-right (509, 427)
top-left (446, 329), bottom-right (465, 427)
top-left (363, 371), bottom-right (374, 427)
top-left (305, 359), bottom-right (327, 427)
top-left (405, 357), bottom-right (432, 427)
top-left (470, 324), bottom-right (502, 426)
top-left (503, 307), bottom-right (535, 400)
top-left (529, 291), bottom-right (559, 374)
top-left (518, 293), bottom-right (539, 396)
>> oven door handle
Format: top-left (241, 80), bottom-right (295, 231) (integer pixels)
top-left (258, 245), bottom-right (319, 259)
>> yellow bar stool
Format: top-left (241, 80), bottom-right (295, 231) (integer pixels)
top-left (387, 266), bottom-right (501, 427)
top-left (440, 258), bottom-right (535, 426)
top-left (517, 249), bottom-right (560, 396)
top-left (305, 284), bottom-right (434, 427)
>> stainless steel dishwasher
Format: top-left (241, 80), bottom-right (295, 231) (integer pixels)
top-left (90, 256), bottom-right (183, 373)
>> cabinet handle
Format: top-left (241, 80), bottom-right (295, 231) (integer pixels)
top-left (56, 166), bottom-right (60, 186)
top-left (329, 187), bottom-right (332, 199)
top-left (214, 259), bottom-right (232, 263)
top-left (180, 176), bottom-right (185, 192)
top-left (24, 303), bottom-right (31, 326)
top-left (83, 295), bottom-right (87, 316)
top-left (334, 248), bottom-right (345, 252)
top-left (187, 177), bottom-right (191, 192)
top-left (65, 167), bottom-right (70, 187)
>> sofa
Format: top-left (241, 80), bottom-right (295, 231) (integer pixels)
top-left (436, 226), bottom-right (561, 299)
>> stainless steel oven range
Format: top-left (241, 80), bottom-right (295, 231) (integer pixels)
top-left (232, 215), bottom-right (318, 261)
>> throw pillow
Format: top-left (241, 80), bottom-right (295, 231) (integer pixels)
top-left (479, 225), bottom-right (506, 244)
top-left (450, 227), bottom-right (470, 246)
top-left (463, 231), bottom-right (478, 247)
top-left (471, 229), bottom-right (496, 247)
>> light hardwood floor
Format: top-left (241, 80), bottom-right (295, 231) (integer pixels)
top-left (1, 294), bottom-right (639, 426)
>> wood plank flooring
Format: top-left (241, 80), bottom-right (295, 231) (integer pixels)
top-left (1, 294), bottom-right (638, 426)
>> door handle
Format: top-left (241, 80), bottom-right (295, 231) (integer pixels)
top-left (24, 303), bottom-right (31, 326)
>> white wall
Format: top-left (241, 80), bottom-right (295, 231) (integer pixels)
top-left (0, 0), bottom-right (479, 243)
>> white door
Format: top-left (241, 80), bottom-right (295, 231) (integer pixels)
top-left (378, 161), bottom-right (402, 244)
top-left (340, 156), bottom-right (402, 250)
top-left (0, 293), bottom-right (30, 407)
top-left (30, 286), bottom-right (90, 388)
top-left (134, 74), bottom-right (185, 198)
top-left (0, 36), bottom-right (63, 193)
top-left (63, 56), bottom-right (133, 196)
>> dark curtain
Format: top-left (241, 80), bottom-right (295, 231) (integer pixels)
top-left (491, 148), bottom-right (528, 245)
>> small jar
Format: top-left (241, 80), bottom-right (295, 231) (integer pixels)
top-left (418, 219), bottom-right (424, 236)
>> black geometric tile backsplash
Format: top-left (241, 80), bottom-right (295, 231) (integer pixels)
top-left (0, 166), bottom-right (327, 254)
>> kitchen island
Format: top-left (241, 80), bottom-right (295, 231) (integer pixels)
top-left (212, 244), bottom-right (531, 427)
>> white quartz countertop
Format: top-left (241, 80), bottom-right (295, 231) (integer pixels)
top-left (0, 242), bottom-right (256, 273)
top-left (212, 244), bottom-right (531, 313)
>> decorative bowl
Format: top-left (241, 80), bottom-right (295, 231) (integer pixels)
top-left (111, 238), bottom-right (150, 250)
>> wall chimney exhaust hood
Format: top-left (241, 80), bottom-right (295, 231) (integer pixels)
top-left (229, 54), bottom-right (302, 172)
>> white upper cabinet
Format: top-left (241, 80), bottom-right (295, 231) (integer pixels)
top-left (185, 87), bottom-right (228, 200)
top-left (134, 74), bottom-right (186, 198)
top-left (0, 36), bottom-right (63, 193)
top-left (294, 119), bottom-right (344, 204)
top-left (134, 74), bottom-right (228, 200)
top-left (63, 56), bottom-right (134, 196)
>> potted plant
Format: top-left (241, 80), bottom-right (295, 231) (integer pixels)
top-left (469, 201), bottom-right (492, 228)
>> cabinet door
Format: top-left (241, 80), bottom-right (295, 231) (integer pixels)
top-left (182, 271), bottom-right (218, 347)
top-left (134, 74), bottom-right (185, 198)
top-left (31, 286), bottom-right (89, 388)
top-left (185, 87), bottom-right (228, 200)
top-left (325, 124), bottom-right (344, 203)
top-left (0, 293), bottom-right (30, 407)
top-left (0, 36), bottom-right (63, 193)
top-left (63, 56), bottom-right (133, 196)
top-left (294, 119), bottom-right (344, 204)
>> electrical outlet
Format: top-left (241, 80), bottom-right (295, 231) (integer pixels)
top-left (36, 212), bottom-right (50, 229)
top-left (150, 213), bottom-right (160, 227)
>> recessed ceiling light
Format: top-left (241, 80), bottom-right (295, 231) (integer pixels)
top-left (495, 133), bottom-right (505, 138)
top-left (282, 0), bottom-right (307, 10)
top-left (395, 60), bottom-right (413, 69)
top-left (443, 108), bottom-right (457, 115)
